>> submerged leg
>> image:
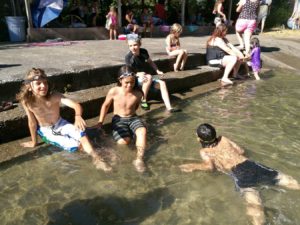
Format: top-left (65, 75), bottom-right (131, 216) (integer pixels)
top-left (133, 127), bottom-right (147, 172)
top-left (276, 172), bottom-right (300, 190)
top-left (80, 136), bottom-right (112, 171)
top-left (241, 188), bottom-right (265, 225)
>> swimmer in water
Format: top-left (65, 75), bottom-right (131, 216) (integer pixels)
top-left (179, 123), bottom-right (300, 225)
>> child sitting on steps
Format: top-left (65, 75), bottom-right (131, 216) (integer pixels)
top-left (17, 68), bottom-right (111, 171)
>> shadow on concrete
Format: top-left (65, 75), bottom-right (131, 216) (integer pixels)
top-left (46, 187), bottom-right (174, 225)
top-left (261, 46), bottom-right (280, 53)
top-left (0, 64), bottom-right (22, 69)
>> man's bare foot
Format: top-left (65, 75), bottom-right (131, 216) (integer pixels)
top-left (133, 159), bottom-right (146, 173)
top-left (93, 158), bottom-right (112, 172)
top-left (173, 64), bottom-right (179, 72)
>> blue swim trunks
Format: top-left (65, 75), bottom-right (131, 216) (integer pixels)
top-left (37, 117), bottom-right (86, 152)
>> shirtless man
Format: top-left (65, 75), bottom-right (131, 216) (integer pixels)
top-left (95, 65), bottom-right (147, 172)
top-left (179, 123), bottom-right (300, 225)
top-left (17, 68), bottom-right (111, 171)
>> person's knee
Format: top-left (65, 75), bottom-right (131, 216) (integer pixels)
top-left (231, 56), bottom-right (238, 64)
top-left (223, 56), bottom-right (237, 65)
top-left (158, 80), bottom-right (166, 89)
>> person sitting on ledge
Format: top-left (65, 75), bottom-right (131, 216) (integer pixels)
top-left (165, 23), bottom-right (188, 72)
top-left (17, 68), bottom-right (111, 172)
top-left (206, 24), bottom-right (246, 85)
top-left (125, 34), bottom-right (181, 113)
top-left (180, 123), bottom-right (300, 225)
top-left (93, 65), bottom-right (147, 173)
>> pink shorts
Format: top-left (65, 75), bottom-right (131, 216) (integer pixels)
top-left (235, 19), bottom-right (257, 33)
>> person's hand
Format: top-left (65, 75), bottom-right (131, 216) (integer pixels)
top-left (179, 164), bottom-right (195, 172)
top-left (156, 70), bottom-right (164, 75)
top-left (20, 141), bottom-right (36, 148)
top-left (74, 115), bottom-right (86, 131)
top-left (237, 0), bottom-right (246, 6)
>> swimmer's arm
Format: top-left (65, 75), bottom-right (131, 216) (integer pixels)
top-left (179, 150), bottom-right (214, 172)
top-left (61, 95), bottom-right (86, 131)
top-left (21, 102), bottom-right (38, 147)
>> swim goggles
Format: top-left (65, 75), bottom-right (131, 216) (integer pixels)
top-left (119, 72), bottom-right (135, 79)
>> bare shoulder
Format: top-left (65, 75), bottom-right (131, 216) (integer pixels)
top-left (108, 86), bottom-right (119, 96)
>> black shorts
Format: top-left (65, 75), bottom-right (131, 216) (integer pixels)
top-left (231, 160), bottom-right (279, 189)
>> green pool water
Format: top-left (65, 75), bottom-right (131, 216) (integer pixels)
top-left (0, 70), bottom-right (299, 225)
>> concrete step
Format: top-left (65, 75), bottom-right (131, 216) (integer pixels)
top-left (0, 53), bottom-right (206, 102)
top-left (0, 65), bottom-right (222, 143)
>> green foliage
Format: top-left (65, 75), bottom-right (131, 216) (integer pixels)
top-left (266, 1), bottom-right (292, 28)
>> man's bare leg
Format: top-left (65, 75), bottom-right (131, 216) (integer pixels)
top-left (276, 172), bottom-right (300, 190)
top-left (155, 80), bottom-right (172, 110)
top-left (242, 188), bottom-right (265, 225)
top-left (80, 136), bottom-right (112, 171)
top-left (133, 127), bottom-right (147, 172)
